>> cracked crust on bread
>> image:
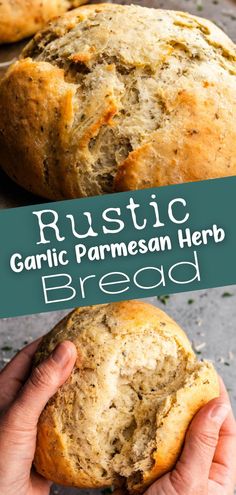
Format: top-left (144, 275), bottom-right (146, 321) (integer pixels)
top-left (0, 3), bottom-right (236, 198)
top-left (34, 300), bottom-right (219, 493)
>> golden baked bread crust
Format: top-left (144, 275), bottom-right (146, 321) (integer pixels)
top-left (34, 301), bottom-right (219, 492)
top-left (0, 0), bottom-right (88, 44)
top-left (0, 3), bottom-right (236, 199)
top-left (131, 363), bottom-right (218, 493)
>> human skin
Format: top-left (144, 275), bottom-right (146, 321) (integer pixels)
top-left (145, 376), bottom-right (236, 495)
top-left (0, 339), bottom-right (235, 495)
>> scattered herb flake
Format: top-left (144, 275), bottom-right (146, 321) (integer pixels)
top-left (196, 0), bottom-right (204, 11)
top-left (157, 295), bottom-right (170, 305)
top-left (196, 319), bottom-right (202, 327)
top-left (222, 292), bottom-right (233, 298)
top-left (1, 346), bottom-right (12, 352)
top-left (188, 299), bottom-right (194, 305)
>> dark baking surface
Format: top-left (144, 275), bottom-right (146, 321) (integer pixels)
top-left (0, 0), bottom-right (236, 209)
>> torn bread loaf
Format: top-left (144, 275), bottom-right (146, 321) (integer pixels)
top-left (0, 0), bottom-right (88, 44)
top-left (0, 3), bottom-right (236, 198)
top-left (34, 300), bottom-right (219, 493)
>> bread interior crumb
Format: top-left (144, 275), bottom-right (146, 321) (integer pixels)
top-left (49, 306), bottom-right (201, 488)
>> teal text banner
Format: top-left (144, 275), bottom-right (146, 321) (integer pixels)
top-left (0, 176), bottom-right (236, 318)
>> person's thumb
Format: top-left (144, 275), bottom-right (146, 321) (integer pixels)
top-left (5, 340), bottom-right (77, 430)
top-left (171, 398), bottom-right (230, 492)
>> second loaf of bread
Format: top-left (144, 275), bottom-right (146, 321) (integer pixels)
top-left (0, 1), bottom-right (88, 44)
top-left (0, 3), bottom-right (236, 199)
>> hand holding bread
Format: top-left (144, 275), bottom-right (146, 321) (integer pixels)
top-left (0, 301), bottom-right (235, 495)
top-left (0, 338), bottom-right (77, 495)
top-left (33, 300), bottom-right (219, 492)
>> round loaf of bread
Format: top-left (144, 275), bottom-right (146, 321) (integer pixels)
top-left (0, 3), bottom-right (236, 199)
top-left (0, 0), bottom-right (88, 44)
top-left (34, 300), bottom-right (219, 493)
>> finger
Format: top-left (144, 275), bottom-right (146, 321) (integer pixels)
top-left (0, 338), bottom-right (42, 409)
top-left (5, 341), bottom-right (77, 430)
top-left (171, 397), bottom-right (230, 491)
top-left (219, 376), bottom-right (231, 402)
top-left (215, 377), bottom-right (236, 448)
top-left (210, 378), bottom-right (236, 488)
top-left (145, 474), bottom-right (177, 495)
top-left (31, 469), bottom-right (52, 493)
top-left (217, 377), bottom-right (236, 434)
top-left (0, 341), bottom-right (76, 486)
top-left (218, 377), bottom-right (235, 422)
